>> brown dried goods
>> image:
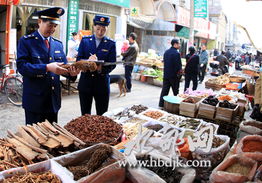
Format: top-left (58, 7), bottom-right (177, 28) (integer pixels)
top-left (183, 97), bottom-right (196, 103)
top-left (246, 121), bottom-right (262, 130)
top-left (143, 111), bottom-right (164, 119)
top-left (67, 144), bottom-right (113, 180)
top-left (3, 170), bottom-right (61, 183)
top-left (146, 124), bottom-right (163, 132)
top-left (130, 105), bottom-right (148, 114)
top-left (212, 136), bottom-right (225, 148)
top-left (61, 61), bottom-right (98, 72)
top-left (64, 114), bottom-right (122, 146)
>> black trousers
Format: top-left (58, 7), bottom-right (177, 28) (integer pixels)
top-left (79, 91), bottom-right (109, 116)
top-left (184, 74), bottom-right (198, 92)
top-left (159, 77), bottom-right (180, 107)
top-left (25, 110), bottom-right (57, 125)
top-left (199, 64), bottom-right (207, 82)
top-left (124, 65), bottom-right (133, 91)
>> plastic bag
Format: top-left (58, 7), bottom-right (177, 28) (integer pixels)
top-left (239, 120), bottom-right (262, 135)
top-left (210, 154), bottom-right (257, 183)
top-left (235, 135), bottom-right (262, 161)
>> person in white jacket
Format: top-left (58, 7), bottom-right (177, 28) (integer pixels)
top-left (67, 32), bottom-right (80, 61)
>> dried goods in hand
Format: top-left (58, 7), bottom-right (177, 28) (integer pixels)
top-left (64, 114), bottom-right (122, 146)
top-left (67, 144), bottom-right (113, 180)
top-left (61, 61), bottom-right (98, 72)
top-left (224, 162), bottom-right (251, 176)
top-left (3, 170), bottom-right (61, 183)
top-left (136, 155), bottom-right (184, 183)
top-left (130, 105), bottom-right (148, 114)
top-left (143, 111), bottom-right (164, 119)
top-left (219, 100), bottom-right (237, 109)
top-left (183, 97), bottom-right (196, 103)
top-left (179, 119), bottom-right (200, 130)
top-left (202, 96), bottom-right (219, 106)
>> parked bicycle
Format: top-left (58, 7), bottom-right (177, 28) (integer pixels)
top-left (0, 65), bottom-right (23, 106)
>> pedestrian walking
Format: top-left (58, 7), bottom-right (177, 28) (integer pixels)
top-left (216, 51), bottom-right (229, 74)
top-left (184, 46), bottom-right (199, 92)
top-left (198, 45), bottom-right (208, 83)
top-left (121, 32), bottom-right (139, 92)
top-left (77, 15), bottom-right (116, 115)
top-left (159, 38), bottom-right (182, 108)
top-left (67, 32), bottom-right (80, 61)
top-left (17, 7), bottom-right (79, 125)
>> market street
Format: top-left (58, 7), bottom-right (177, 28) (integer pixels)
top-left (0, 65), bottom-right (209, 137)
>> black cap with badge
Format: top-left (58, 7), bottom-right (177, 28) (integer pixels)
top-left (35, 7), bottom-right (65, 24)
top-left (93, 15), bottom-right (110, 26)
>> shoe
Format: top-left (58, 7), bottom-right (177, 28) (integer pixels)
top-left (158, 106), bottom-right (164, 110)
top-left (126, 89), bottom-right (131, 93)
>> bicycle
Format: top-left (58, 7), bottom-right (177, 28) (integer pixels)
top-left (0, 65), bottom-right (23, 106)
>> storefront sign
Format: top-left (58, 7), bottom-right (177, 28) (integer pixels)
top-left (67, 0), bottom-right (79, 42)
top-left (194, 0), bottom-right (208, 18)
top-left (97, 0), bottom-right (130, 8)
top-left (177, 27), bottom-right (190, 39)
top-left (176, 6), bottom-right (190, 27)
top-left (130, 7), bottom-right (139, 17)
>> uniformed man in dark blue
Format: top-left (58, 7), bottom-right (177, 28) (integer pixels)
top-left (77, 15), bottom-right (116, 115)
top-left (17, 7), bottom-right (79, 125)
top-left (159, 38), bottom-right (182, 108)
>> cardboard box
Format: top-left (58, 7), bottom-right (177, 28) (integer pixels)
top-left (215, 102), bottom-right (239, 123)
top-left (179, 97), bottom-right (202, 118)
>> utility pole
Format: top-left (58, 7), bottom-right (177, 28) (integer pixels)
top-left (189, 0), bottom-right (195, 46)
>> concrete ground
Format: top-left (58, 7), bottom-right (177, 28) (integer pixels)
top-left (0, 65), bottom-right (250, 137)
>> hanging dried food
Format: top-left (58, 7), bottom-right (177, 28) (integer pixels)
top-left (3, 170), bottom-right (61, 183)
top-left (64, 114), bottom-right (122, 146)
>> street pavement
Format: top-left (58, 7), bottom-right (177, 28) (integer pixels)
top-left (0, 65), bottom-right (249, 137)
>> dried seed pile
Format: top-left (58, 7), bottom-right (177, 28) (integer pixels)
top-left (64, 114), bottom-right (122, 145)
top-left (3, 170), bottom-right (61, 183)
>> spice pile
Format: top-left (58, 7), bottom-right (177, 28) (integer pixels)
top-left (136, 155), bottom-right (184, 183)
top-left (0, 139), bottom-right (32, 171)
top-left (212, 136), bottom-right (225, 148)
top-left (179, 119), bottom-right (201, 130)
top-left (202, 96), bottom-right (219, 106)
top-left (143, 111), bottom-right (164, 119)
top-left (67, 144), bottom-right (113, 180)
top-left (123, 123), bottom-right (147, 140)
top-left (218, 95), bottom-right (232, 101)
top-left (219, 100), bottom-right (237, 109)
top-left (183, 97), bottom-right (196, 103)
top-left (159, 115), bottom-right (182, 126)
top-left (242, 140), bottom-right (262, 152)
top-left (64, 114), bottom-right (122, 146)
top-left (130, 105), bottom-right (148, 114)
top-left (3, 170), bottom-right (62, 183)
top-left (224, 162), bottom-right (251, 176)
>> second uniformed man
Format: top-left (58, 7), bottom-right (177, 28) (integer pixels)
top-left (17, 7), bottom-right (79, 125)
top-left (77, 15), bottom-right (116, 115)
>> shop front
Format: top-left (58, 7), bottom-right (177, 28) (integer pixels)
top-left (0, 0), bottom-right (19, 65)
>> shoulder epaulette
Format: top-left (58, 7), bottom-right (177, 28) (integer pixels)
top-left (24, 33), bottom-right (36, 39)
top-left (52, 37), bottom-right (62, 43)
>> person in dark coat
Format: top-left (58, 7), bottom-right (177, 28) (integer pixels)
top-left (216, 51), bottom-right (229, 74)
top-left (159, 38), bottom-right (182, 108)
top-left (17, 7), bottom-right (79, 125)
top-left (184, 46), bottom-right (199, 92)
top-left (77, 15), bottom-right (116, 115)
